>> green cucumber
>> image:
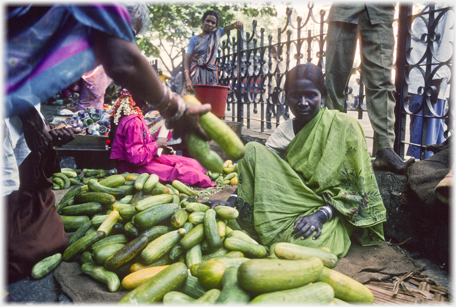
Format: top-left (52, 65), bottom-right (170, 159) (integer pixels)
top-left (216, 266), bottom-right (250, 303)
top-left (134, 173), bottom-right (149, 191)
top-left (179, 223), bottom-right (205, 250)
top-left (31, 253), bottom-right (62, 279)
top-left (105, 235), bottom-right (149, 271)
top-left (133, 203), bottom-right (179, 230)
top-left (60, 215), bottom-right (90, 232)
top-left (204, 209), bottom-right (221, 249)
top-left (74, 192), bottom-right (116, 206)
top-left (224, 237), bottom-right (267, 258)
top-left (98, 174), bottom-right (126, 187)
top-left (63, 230), bottom-right (106, 262)
top-left (251, 281), bottom-right (334, 304)
top-left (274, 242), bottom-right (338, 268)
top-left (81, 263), bottom-right (120, 292)
top-left (68, 221), bottom-right (93, 246)
top-left (118, 262), bottom-right (188, 304)
top-left (61, 202), bottom-right (103, 216)
top-left (143, 174), bottom-right (159, 194)
top-left (92, 243), bottom-right (125, 266)
top-left (90, 234), bottom-right (129, 251)
top-left (88, 179), bottom-right (126, 200)
top-left (134, 194), bottom-right (174, 211)
top-left (140, 229), bottom-right (186, 264)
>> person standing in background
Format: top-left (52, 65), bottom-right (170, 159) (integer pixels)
top-left (325, 3), bottom-right (415, 175)
top-left (406, 3), bottom-right (452, 160)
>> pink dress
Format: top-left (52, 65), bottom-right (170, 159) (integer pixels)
top-left (110, 114), bottom-right (214, 187)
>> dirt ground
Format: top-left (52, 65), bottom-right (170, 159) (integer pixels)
top-left (4, 185), bottom-right (452, 304)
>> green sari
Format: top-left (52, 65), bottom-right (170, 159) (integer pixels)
top-left (236, 108), bottom-right (386, 258)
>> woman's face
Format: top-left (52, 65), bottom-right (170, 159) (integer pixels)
top-left (287, 78), bottom-right (322, 126)
top-left (202, 15), bottom-right (217, 33)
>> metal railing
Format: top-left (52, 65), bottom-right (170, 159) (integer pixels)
top-left (206, 2), bottom-right (453, 158)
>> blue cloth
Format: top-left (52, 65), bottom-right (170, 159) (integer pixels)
top-left (407, 94), bottom-right (446, 159)
top-left (6, 4), bottom-right (135, 118)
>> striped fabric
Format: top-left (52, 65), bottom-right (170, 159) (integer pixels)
top-left (6, 4), bottom-right (135, 117)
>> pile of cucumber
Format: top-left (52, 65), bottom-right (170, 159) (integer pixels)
top-left (207, 160), bottom-right (238, 186)
top-left (50, 168), bottom-right (110, 190)
top-left (32, 172), bottom-right (374, 304)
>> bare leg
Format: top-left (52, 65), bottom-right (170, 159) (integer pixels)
top-left (373, 148), bottom-right (415, 175)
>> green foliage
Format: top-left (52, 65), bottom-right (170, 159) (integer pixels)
top-left (138, 2), bottom-right (277, 74)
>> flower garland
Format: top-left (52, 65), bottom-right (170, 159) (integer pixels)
top-left (110, 89), bottom-right (143, 125)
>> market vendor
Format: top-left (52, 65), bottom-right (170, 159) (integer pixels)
top-left (207, 63), bottom-right (387, 258)
top-left (5, 2), bottom-right (211, 283)
top-left (183, 10), bottom-right (243, 94)
top-left (109, 89), bottom-right (215, 187)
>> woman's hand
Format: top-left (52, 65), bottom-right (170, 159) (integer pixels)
top-left (291, 210), bottom-right (327, 240)
top-left (232, 21), bottom-right (243, 30)
top-left (156, 137), bottom-right (168, 148)
top-left (165, 99), bottom-right (211, 145)
top-left (186, 76), bottom-right (194, 92)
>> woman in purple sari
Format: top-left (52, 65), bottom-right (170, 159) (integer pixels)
top-left (183, 11), bottom-right (243, 93)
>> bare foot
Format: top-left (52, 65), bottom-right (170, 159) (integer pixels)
top-left (372, 148), bottom-right (415, 175)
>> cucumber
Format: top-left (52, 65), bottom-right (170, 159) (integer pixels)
top-left (191, 288), bottom-right (221, 304)
top-left (61, 202), bottom-right (103, 216)
top-left (98, 174), bottom-right (126, 187)
top-left (317, 267), bottom-right (375, 303)
top-left (251, 281), bottom-right (334, 304)
top-left (92, 243), bottom-right (125, 266)
top-left (134, 173), bottom-right (149, 191)
top-left (196, 259), bottom-right (226, 290)
top-left (165, 183), bottom-right (180, 195)
top-left (90, 234), bottom-right (129, 251)
top-left (119, 206), bottom-right (138, 220)
top-left (91, 215), bottom-right (109, 228)
top-left (80, 251), bottom-right (95, 265)
top-left (68, 221), bottom-right (93, 246)
top-left (184, 95), bottom-right (245, 161)
top-left (214, 205), bottom-right (239, 220)
top-left (122, 265), bottom-right (169, 290)
top-left (226, 219), bottom-right (242, 231)
top-left (217, 220), bottom-right (226, 237)
top-left (118, 262), bottom-right (188, 304)
top-left (134, 194), bottom-right (174, 211)
top-left (88, 179), bottom-right (126, 199)
top-left (56, 185), bottom-right (83, 213)
top-left (52, 177), bottom-right (65, 189)
top-left (188, 211), bottom-right (206, 225)
top-left (63, 230), bottom-right (106, 262)
top-left (201, 247), bottom-right (230, 262)
top-left (179, 223), bottom-right (205, 250)
top-left (140, 229), bottom-right (186, 264)
top-left (81, 263), bottom-right (120, 292)
top-left (115, 195), bottom-right (134, 204)
top-left (104, 235), bottom-right (149, 271)
top-left (204, 209), bottom-right (221, 249)
top-left (274, 242), bottom-right (338, 268)
top-left (117, 185), bottom-right (135, 195)
top-left (186, 133), bottom-right (224, 173)
top-left (133, 203), bottom-right (179, 230)
top-left (31, 253), bottom-right (62, 279)
top-left (151, 182), bottom-right (172, 195)
top-left (169, 244), bottom-right (186, 261)
top-left (170, 208), bottom-right (189, 228)
top-left (172, 180), bottom-right (198, 196)
top-left (130, 190), bottom-right (144, 205)
top-left (163, 291), bottom-right (195, 304)
top-left (186, 202), bottom-right (210, 213)
top-left (216, 266), bottom-right (250, 303)
top-left (185, 243), bottom-right (203, 269)
top-left (140, 225), bottom-right (173, 241)
top-left (97, 210), bottom-right (120, 236)
top-left (60, 215), bottom-right (90, 232)
top-left (53, 173), bottom-right (71, 189)
top-left (124, 221), bottom-right (140, 239)
top-left (143, 174), bottom-right (159, 194)
top-left (237, 258), bottom-right (324, 294)
top-left (224, 237), bottom-right (267, 258)
top-left (69, 178), bottom-right (84, 186)
top-left (178, 274), bottom-right (207, 299)
top-left (226, 229), bottom-right (259, 245)
top-left (74, 192), bottom-right (116, 206)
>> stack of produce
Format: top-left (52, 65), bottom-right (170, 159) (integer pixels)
top-left (50, 168), bottom-right (110, 190)
top-left (33, 172), bottom-right (374, 304)
top-left (207, 160), bottom-right (238, 186)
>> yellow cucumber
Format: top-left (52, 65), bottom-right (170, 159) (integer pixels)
top-left (97, 210), bottom-right (120, 236)
top-left (118, 262), bottom-right (188, 304)
top-left (317, 266), bottom-right (375, 304)
top-left (121, 265), bottom-right (169, 290)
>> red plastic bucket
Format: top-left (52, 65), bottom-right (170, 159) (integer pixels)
top-left (193, 85), bottom-right (230, 118)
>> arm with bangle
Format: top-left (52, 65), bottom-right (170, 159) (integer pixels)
top-left (291, 203), bottom-right (335, 241)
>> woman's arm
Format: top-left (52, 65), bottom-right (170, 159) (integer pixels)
top-left (184, 52), bottom-right (193, 92)
top-left (92, 31), bottom-right (211, 144)
top-left (223, 21), bottom-right (243, 32)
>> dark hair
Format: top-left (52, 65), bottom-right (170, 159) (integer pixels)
top-left (202, 10), bottom-right (219, 27)
top-left (284, 63), bottom-right (327, 97)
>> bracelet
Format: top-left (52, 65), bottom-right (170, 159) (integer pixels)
top-left (184, 70), bottom-right (189, 73)
top-left (228, 194), bottom-right (238, 199)
top-left (166, 93), bottom-right (188, 122)
top-left (155, 86), bottom-right (169, 109)
top-left (320, 205), bottom-right (333, 220)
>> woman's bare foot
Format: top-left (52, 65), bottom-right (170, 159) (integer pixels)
top-left (373, 148), bottom-right (415, 175)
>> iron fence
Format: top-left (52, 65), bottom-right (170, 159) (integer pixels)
top-left (204, 2), bottom-right (453, 159)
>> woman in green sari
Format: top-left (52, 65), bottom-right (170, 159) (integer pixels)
top-left (209, 63), bottom-right (386, 258)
